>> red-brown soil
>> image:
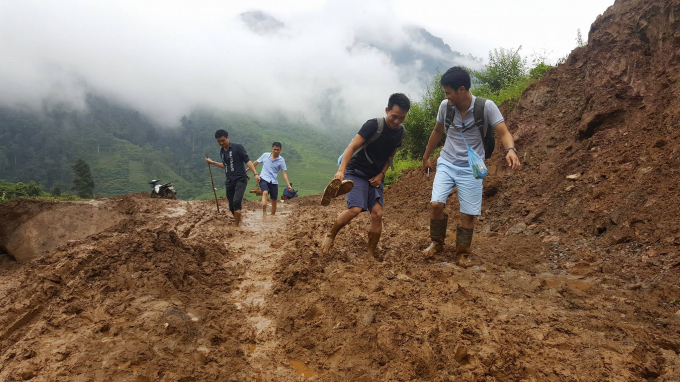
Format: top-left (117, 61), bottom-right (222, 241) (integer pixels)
top-left (1, 0), bottom-right (680, 380)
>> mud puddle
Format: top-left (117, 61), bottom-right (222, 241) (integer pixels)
top-left (228, 204), bottom-right (302, 379)
top-left (289, 360), bottom-right (319, 378)
top-left (539, 274), bottom-right (595, 291)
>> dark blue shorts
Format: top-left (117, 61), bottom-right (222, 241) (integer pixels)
top-left (259, 179), bottom-right (278, 200)
top-left (345, 169), bottom-right (383, 212)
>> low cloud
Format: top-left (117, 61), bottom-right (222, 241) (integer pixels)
top-left (0, 0), bottom-right (481, 128)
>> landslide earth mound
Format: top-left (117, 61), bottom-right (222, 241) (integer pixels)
top-left (482, 0), bottom-right (680, 267)
top-left (0, 198), bottom-right (127, 263)
top-left (267, 0), bottom-right (680, 380)
top-left (0, 196), bottom-right (259, 381)
top-left (1, 0), bottom-right (680, 381)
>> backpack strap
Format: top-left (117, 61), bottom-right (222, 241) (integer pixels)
top-left (473, 96), bottom-right (487, 138)
top-left (371, 117), bottom-right (385, 144)
top-left (445, 101), bottom-right (454, 133)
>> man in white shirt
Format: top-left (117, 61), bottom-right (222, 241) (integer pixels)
top-left (421, 67), bottom-right (521, 266)
top-left (250, 142), bottom-right (293, 216)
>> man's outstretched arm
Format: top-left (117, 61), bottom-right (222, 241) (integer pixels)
top-left (335, 134), bottom-right (366, 181)
top-left (494, 122), bottom-right (521, 171)
top-left (422, 122), bottom-right (445, 169)
top-left (245, 160), bottom-right (260, 173)
top-left (205, 157), bottom-right (226, 169)
top-left (245, 161), bottom-right (261, 182)
top-left (282, 170), bottom-right (293, 191)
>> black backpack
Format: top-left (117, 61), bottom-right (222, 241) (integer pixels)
top-left (444, 97), bottom-right (495, 159)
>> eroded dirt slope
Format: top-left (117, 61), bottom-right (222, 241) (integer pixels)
top-left (0, 195), bottom-right (304, 381)
top-left (270, 192), bottom-right (680, 381)
top-left (1, 0), bottom-right (679, 381)
top-left (483, 0), bottom-right (680, 258)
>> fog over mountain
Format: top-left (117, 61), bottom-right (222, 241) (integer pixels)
top-left (0, 1), bottom-right (481, 128)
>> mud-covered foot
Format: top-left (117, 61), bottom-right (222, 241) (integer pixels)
top-left (454, 253), bottom-right (473, 268)
top-left (321, 234), bottom-right (335, 255)
top-left (367, 232), bottom-right (381, 261)
top-left (422, 241), bottom-right (443, 259)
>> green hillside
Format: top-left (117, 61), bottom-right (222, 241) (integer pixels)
top-left (0, 95), bottom-right (352, 199)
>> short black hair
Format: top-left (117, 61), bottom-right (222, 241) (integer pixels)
top-left (272, 142), bottom-right (282, 149)
top-left (387, 93), bottom-right (410, 112)
top-left (440, 66), bottom-right (471, 91)
top-left (215, 129), bottom-right (229, 139)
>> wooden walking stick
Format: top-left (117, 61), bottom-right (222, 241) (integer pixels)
top-left (206, 154), bottom-right (220, 212)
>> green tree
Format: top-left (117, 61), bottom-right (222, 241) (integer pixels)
top-left (472, 47), bottom-right (527, 93)
top-left (401, 72), bottom-right (445, 159)
top-left (72, 158), bottom-right (95, 198)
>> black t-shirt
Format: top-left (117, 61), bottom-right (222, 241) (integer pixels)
top-left (220, 143), bottom-right (250, 181)
top-left (347, 118), bottom-right (403, 178)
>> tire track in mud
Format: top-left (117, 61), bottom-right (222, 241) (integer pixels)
top-left (229, 203), bottom-right (308, 381)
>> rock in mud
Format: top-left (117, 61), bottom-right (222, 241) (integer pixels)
top-left (358, 309), bottom-right (375, 326)
top-left (454, 345), bottom-right (468, 363)
top-left (506, 223), bottom-right (527, 235)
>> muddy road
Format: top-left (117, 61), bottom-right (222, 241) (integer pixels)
top-left (0, 192), bottom-right (678, 381)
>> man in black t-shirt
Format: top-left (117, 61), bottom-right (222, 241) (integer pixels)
top-left (205, 129), bottom-right (260, 226)
top-left (321, 93), bottom-right (410, 259)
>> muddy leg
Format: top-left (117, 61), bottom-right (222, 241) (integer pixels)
top-left (234, 210), bottom-right (242, 227)
top-left (322, 207), bottom-right (362, 255)
top-left (271, 199), bottom-right (277, 215)
top-left (261, 191), bottom-right (268, 216)
top-left (367, 203), bottom-right (383, 259)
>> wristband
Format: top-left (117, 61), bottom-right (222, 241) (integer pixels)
top-left (505, 147), bottom-right (517, 154)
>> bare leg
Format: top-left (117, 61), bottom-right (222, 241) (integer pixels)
top-left (261, 191), bottom-right (268, 216)
top-left (430, 201), bottom-right (446, 220)
top-left (322, 207), bottom-right (362, 255)
top-left (460, 213), bottom-right (475, 230)
top-left (271, 199), bottom-right (277, 215)
top-left (367, 203), bottom-right (383, 258)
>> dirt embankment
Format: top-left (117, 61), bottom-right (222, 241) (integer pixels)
top-left (483, 0), bottom-right (680, 261)
top-left (266, 0), bottom-right (680, 380)
top-left (0, 195), bottom-right (260, 381)
top-left (270, 193), bottom-right (679, 381)
top-left (0, 198), bottom-right (128, 263)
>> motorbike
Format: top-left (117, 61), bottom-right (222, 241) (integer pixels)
top-left (149, 180), bottom-right (177, 199)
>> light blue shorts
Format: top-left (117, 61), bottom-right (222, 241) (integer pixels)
top-left (431, 157), bottom-right (483, 215)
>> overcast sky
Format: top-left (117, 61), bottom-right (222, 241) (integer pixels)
top-left (0, 0), bottom-right (615, 127)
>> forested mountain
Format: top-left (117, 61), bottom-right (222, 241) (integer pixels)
top-left (0, 94), bottom-right (350, 199)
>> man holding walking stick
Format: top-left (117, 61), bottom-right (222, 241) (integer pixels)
top-left (205, 129), bottom-right (260, 227)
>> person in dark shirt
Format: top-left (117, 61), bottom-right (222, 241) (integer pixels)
top-left (205, 129), bottom-right (260, 226)
top-left (321, 93), bottom-right (410, 259)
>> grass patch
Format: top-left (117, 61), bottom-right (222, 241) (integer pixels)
top-left (385, 158), bottom-right (421, 187)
